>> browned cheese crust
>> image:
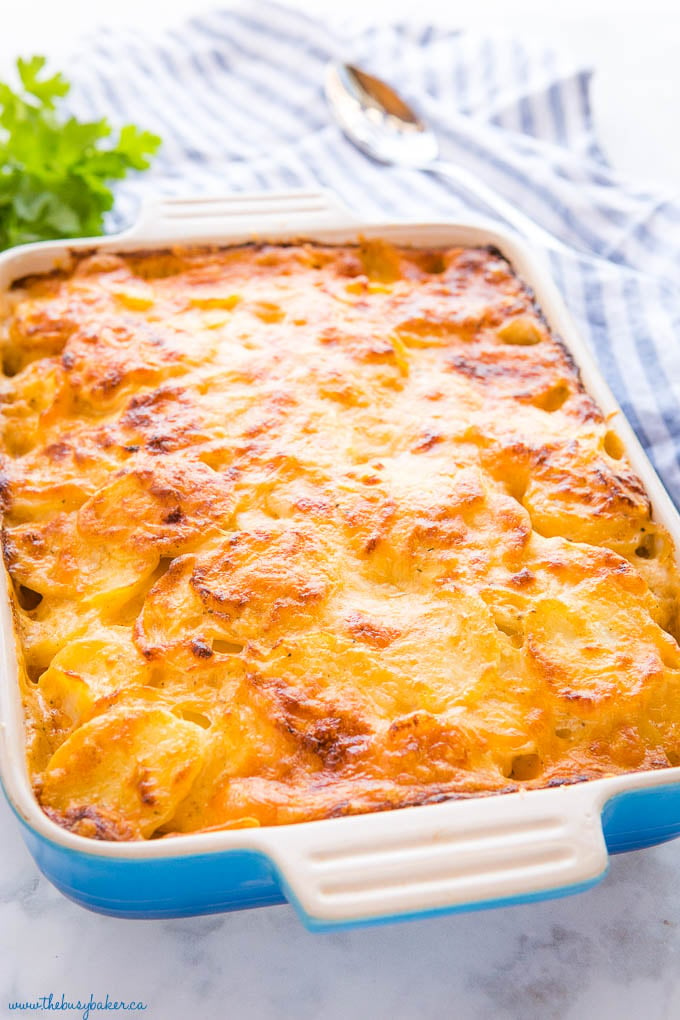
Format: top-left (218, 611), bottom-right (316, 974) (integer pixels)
top-left (1, 240), bottom-right (680, 840)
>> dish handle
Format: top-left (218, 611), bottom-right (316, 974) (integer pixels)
top-left (263, 785), bottom-right (609, 928)
top-left (119, 189), bottom-right (361, 243)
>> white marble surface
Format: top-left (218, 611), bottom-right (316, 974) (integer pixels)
top-left (3, 2), bottom-right (680, 1017)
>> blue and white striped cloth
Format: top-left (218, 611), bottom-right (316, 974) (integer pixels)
top-left (66, 1), bottom-right (680, 504)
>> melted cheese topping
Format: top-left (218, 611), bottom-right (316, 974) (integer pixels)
top-left (2, 240), bottom-right (680, 841)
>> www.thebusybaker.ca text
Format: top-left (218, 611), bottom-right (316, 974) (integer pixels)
top-left (8, 993), bottom-right (148, 1020)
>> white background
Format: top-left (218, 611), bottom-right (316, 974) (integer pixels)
top-left (2, 2), bottom-right (680, 1019)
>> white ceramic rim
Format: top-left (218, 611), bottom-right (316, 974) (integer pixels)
top-left (1, 188), bottom-right (678, 924)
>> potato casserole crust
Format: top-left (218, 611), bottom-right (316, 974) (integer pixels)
top-left (2, 239), bottom-right (680, 841)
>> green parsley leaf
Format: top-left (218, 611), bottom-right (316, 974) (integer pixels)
top-left (0, 55), bottom-right (161, 251)
top-left (17, 56), bottom-right (69, 109)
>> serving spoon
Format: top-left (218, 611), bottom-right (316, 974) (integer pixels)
top-left (325, 63), bottom-right (568, 254)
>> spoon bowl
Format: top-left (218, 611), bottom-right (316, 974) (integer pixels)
top-left (325, 63), bottom-right (439, 168)
top-left (324, 61), bottom-right (566, 253)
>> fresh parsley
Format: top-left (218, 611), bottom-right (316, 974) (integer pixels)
top-left (0, 55), bottom-right (161, 250)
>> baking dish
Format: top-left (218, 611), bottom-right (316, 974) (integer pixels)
top-left (2, 188), bottom-right (680, 930)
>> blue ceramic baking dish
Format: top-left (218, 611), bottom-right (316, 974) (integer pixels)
top-left (2, 190), bottom-right (680, 931)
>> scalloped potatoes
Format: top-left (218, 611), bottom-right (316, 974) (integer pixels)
top-left (2, 240), bottom-right (680, 841)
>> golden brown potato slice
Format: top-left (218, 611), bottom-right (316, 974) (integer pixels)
top-left (41, 704), bottom-right (206, 838)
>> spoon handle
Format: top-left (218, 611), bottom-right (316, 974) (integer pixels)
top-left (429, 160), bottom-right (570, 255)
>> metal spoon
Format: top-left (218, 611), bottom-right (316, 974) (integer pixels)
top-left (325, 63), bottom-right (568, 254)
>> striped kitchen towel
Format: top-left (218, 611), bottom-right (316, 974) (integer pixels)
top-left (65, 1), bottom-right (680, 504)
